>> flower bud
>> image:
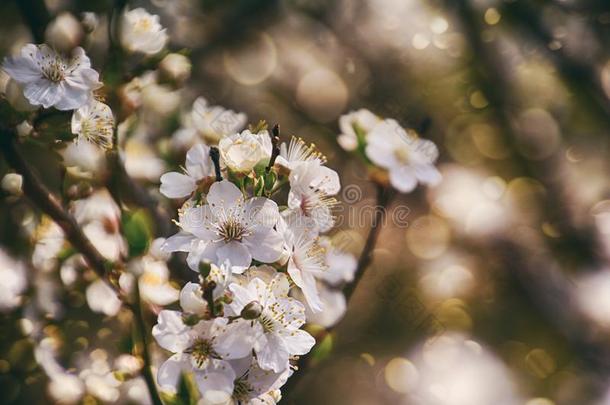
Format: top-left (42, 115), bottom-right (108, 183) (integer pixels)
top-left (159, 53), bottom-right (191, 84)
top-left (81, 12), bottom-right (99, 33)
top-left (1, 173), bottom-right (23, 196)
top-left (5, 79), bottom-right (37, 112)
top-left (16, 121), bottom-right (33, 138)
top-left (240, 301), bottom-right (263, 320)
top-left (45, 12), bottom-right (84, 52)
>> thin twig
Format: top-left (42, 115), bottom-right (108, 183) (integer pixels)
top-left (132, 283), bottom-right (165, 405)
top-left (343, 183), bottom-right (393, 301)
top-left (0, 129), bottom-right (115, 290)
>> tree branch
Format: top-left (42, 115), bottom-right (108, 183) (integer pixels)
top-left (343, 183), bottom-right (393, 301)
top-left (0, 129), bottom-right (114, 288)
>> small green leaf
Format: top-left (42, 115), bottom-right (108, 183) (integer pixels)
top-left (122, 210), bottom-right (152, 258)
top-left (310, 332), bottom-right (333, 365)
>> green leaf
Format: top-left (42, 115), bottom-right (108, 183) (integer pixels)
top-left (310, 332), bottom-right (333, 365)
top-left (122, 210), bottom-right (153, 258)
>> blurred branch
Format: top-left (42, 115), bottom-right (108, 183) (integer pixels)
top-left (500, 0), bottom-right (610, 127)
top-left (14, 0), bottom-right (50, 44)
top-left (343, 183), bottom-right (394, 301)
top-left (0, 129), bottom-right (115, 290)
top-left (132, 283), bottom-right (164, 405)
top-left (445, 0), bottom-right (602, 266)
top-left (493, 237), bottom-right (610, 376)
top-left (444, 0), bottom-right (610, 381)
top-left (0, 129), bottom-right (165, 405)
top-left (107, 150), bottom-right (173, 237)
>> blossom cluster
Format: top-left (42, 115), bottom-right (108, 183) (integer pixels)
top-left (0, 4), bottom-right (360, 404)
top-left (156, 125), bottom-right (355, 402)
top-left (338, 109), bottom-right (442, 193)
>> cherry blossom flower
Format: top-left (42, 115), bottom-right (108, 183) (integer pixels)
top-left (2, 44), bottom-right (101, 110)
top-left (219, 130), bottom-right (272, 173)
top-left (152, 311), bottom-right (252, 393)
top-left (160, 143), bottom-right (214, 199)
top-left (71, 99), bottom-right (115, 149)
top-left (228, 275), bottom-right (315, 372)
top-left (0, 249), bottom-right (27, 312)
top-left (166, 181), bottom-right (283, 272)
top-left (338, 109), bottom-right (379, 151)
top-left (120, 8), bottom-right (168, 55)
top-left (286, 161), bottom-right (340, 233)
top-left (275, 136), bottom-right (326, 171)
top-left (365, 118), bottom-right (441, 193)
top-left (190, 97), bottom-right (247, 144)
top-left (278, 218), bottom-right (326, 312)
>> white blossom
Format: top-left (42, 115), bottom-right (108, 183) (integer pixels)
top-left (86, 279), bottom-right (122, 316)
top-left (120, 8), bottom-right (168, 55)
top-left (219, 130), bottom-right (272, 173)
top-left (338, 109), bottom-right (379, 151)
top-left (228, 275), bottom-right (315, 372)
top-left (365, 118), bottom-right (441, 193)
top-left (166, 181), bottom-right (283, 272)
top-left (0, 249), bottom-right (27, 312)
top-left (160, 143), bottom-right (214, 199)
top-left (286, 161), bottom-right (340, 233)
top-left (2, 44), bottom-right (101, 110)
top-left (279, 218), bottom-right (326, 312)
top-left (191, 97), bottom-right (247, 144)
top-left (152, 311), bottom-right (252, 394)
top-left (1, 173), bottom-right (23, 196)
top-left (275, 136), bottom-right (325, 171)
top-left (71, 99), bottom-right (115, 149)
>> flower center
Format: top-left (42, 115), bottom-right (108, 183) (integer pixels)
top-left (135, 17), bottom-right (153, 32)
top-left (41, 59), bottom-right (66, 83)
top-left (218, 217), bottom-right (247, 242)
top-left (259, 314), bottom-right (275, 333)
top-left (190, 338), bottom-right (218, 368)
top-left (394, 147), bottom-right (410, 164)
top-left (233, 378), bottom-right (253, 402)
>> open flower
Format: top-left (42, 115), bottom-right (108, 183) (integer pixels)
top-left (279, 218), bottom-right (326, 312)
top-left (167, 181), bottom-right (283, 272)
top-left (365, 118), bottom-right (441, 193)
top-left (219, 130), bottom-right (272, 173)
top-left (71, 99), bottom-right (114, 149)
top-left (228, 275), bottom-right (315, 373)
top-left (152, 311), bottom-right (252, 393)
top-left (286, 161), bottom-right (340, 233)
top-left (191, 97), bottom-right (247, 144)
top-left (120, 8), bottom-right (168, 55)
top-left (338, 109), bottom-right (379, 151)
top-left (275, 136), bottom-right (325, 171)
top-left (2, 44), bottom-right (101, 110)
top-left (160, 143), bottom-right (214, 199)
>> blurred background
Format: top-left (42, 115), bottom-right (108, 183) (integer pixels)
top-left (2, 0), bottom-right (610, 404)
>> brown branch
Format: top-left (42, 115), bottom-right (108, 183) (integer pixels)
top-left (343, 183), bottom-right (394, 301)
top-left (0, 129), bottom-right (115, 289)
top-left (132, 284), bottom-right (164, 405)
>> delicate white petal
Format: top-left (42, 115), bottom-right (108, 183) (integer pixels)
top-left (281, 329), bottom-right (315, 355)
top-left (179, 282), bottom-right (208, 315)
top-left (216, 241), bottom-right (252, 273)
top-left (152, 310), bottom-right (194, 352)
top-left (389, 165), bottom-right (417, 193)
top-left (157, 354), bottom-right (191, 393)
top-left (206, 180), bottom-right (243, 212)
top-left (160, 172), bottom-right (196, 198)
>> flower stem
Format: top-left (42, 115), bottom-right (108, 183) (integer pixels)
top-left (343, 182), bottom-right (393, 302)
top-left (0, 129), bottom-right (115, 290)
top-left (132, 283), bottom-right (165, 405)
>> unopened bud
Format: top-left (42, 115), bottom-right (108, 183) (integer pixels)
top-left (45, 12), bottom-right (84, 52)
top-left (241, 301), bottom-right (263, 320)
top-left (1, 173), bottom-right (23, 196)
top-left (16, 121), bottom-right (33, 138)
top-left (159, 53), bottom-right (192, 84)
top-left (81, 12), bottom-right (99, 33)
